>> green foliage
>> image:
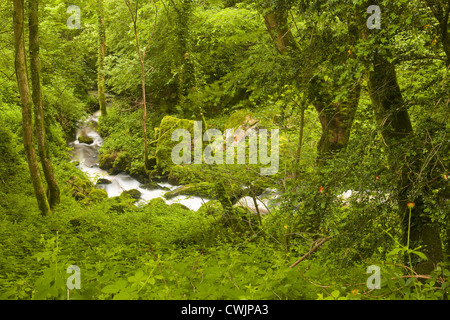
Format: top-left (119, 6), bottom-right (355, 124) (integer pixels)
top-left (1, 0), bottom-right (449, 302)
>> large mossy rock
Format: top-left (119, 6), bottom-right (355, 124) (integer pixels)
top-left (96, 178), bottom-right (112, 185)
top-left (139, 180), bottom-right (164, 190)
top-left (78, 135), bottom-right (94, 144)
top-left (146, 197), bottom-right (167, 207)
top-left (120, 189), bottom-right (142, 200)
top-left (99, 151), bottom-right (130, 175)
top-left (154, 115), bottom-right (195, 175)
top-left (107, 196), bottom-right (137, 214)
top-left (85, 188), bottom-right (108, 204)
top-left (169, 203), bottom-right (191, 211)
top-left (67, 175), bottom-right (94, 201)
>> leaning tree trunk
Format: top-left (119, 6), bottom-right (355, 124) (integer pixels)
top-left (97, 0), bottom-right (107, 117)
top-left (29, 0), bottom-right (60, 209)
top-left (13, 0), bottom-right (50, 215)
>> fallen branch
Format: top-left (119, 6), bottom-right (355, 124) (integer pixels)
top-left (289, 236), bottom-right (334, 268)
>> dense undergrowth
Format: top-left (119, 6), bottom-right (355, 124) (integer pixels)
top-left (1, 169), bottom-right (448, 300)
top-left (1, 101), bottom-right (448, 300)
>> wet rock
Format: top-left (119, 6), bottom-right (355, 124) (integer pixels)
top-left (78, 135), bottom-right (94, 144)
top-left (139, 181), bottom-right (162, 190)
top-left (154, 116), bottom-right (195, 174)
top-left (97, 178), bottom-right (112, 185)
top-left (99, 151), bottom-right (129, 175)
top-left (120, 189), bottom-right (142, 200)
top-left (163, 182), bottom-right (216, 200)
top-left (108, 196), bottom-right (136, 213)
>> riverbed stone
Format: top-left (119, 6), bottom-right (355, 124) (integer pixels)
top-left (78, 135), bottom-right (94, 144)
top-left (139, 181), bottom-right (162, 190)
top-left (163, 182), bottom-right (216, 200)
top-left (96, 178), bottom-right (112, 185)
top-left (169, 203), bottom-right (191, 211)
top-left (120, 189), bottom-right (142, 200)
top-left (108, 196), bottom-right (137, 213)
top-left (99, 151), bottom-right (129, 175)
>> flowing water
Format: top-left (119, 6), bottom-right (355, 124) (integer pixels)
top-left (68, 110), bottom-right (210, 211)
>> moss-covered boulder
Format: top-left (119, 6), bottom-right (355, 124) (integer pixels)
top-left (154, 116), bottom-right (195, 174)
top-left (139, 181), bottom-right (163, 190)
top-left (67, 175), bottom-right (94, 201)
top-left (85, 188), bottom-right (108, 204)
top-left (96, 178), bottom-right (112, 185)
top-left (163, 182), bottom-right (216, 200)
top-left (120, 189), bottom-right (142, 200)
top-left (169, 202), bottom-right (191, 211)
top-left (78, 135), bottom-right (94, 144)
top-left (99, 151), bottom-right (117, 171)
top-left (99, 151), bottom-right (129, 175)
top-left (146, 197), bottom-right (167, 208)
top-left (224, 109), bottom-right (258, 130)
top-left (107, 196), bottom-right (137, 214)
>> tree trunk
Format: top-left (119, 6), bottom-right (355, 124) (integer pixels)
top-left (97, 0), bottom-right (107, 117)
top-left (293, 103), bottom-right (305, 181)
top-left (13, 0), bottom-right (50, 215)
top-left (308, 78), bottom-right (361, 164)
top-left (123, 0), bottom-right (154, 171)
top-left (424, 0), bottom-right (450, 66)
top-left (263, 8), bottom-right (298, 55)
top-left (366, 51), bottom-right (444, 274)
top-left (29, 0), bottom-right (60, 209)
top-left (262, 3), bottom-right (360, 164)
top-left (141, 59), bottom-right (149, 169)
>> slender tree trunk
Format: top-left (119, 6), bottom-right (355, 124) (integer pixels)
top-left (97, 0), bottom-right (107, 117)
top-left (140, 59), bottom-right (149, 169)
top-left (293, 104), bottom-right (305, 181)
top-left (29, 0), bottom-right (60, 209)
top-left (123, 0), bottom-right (155, 171)
top-left (173, 0), bottom-right (195, 102)
top-left (13, 0), bottom-right (50, 215)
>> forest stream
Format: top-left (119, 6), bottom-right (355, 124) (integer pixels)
top-left (68, 109), bottom-right (210, 211)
